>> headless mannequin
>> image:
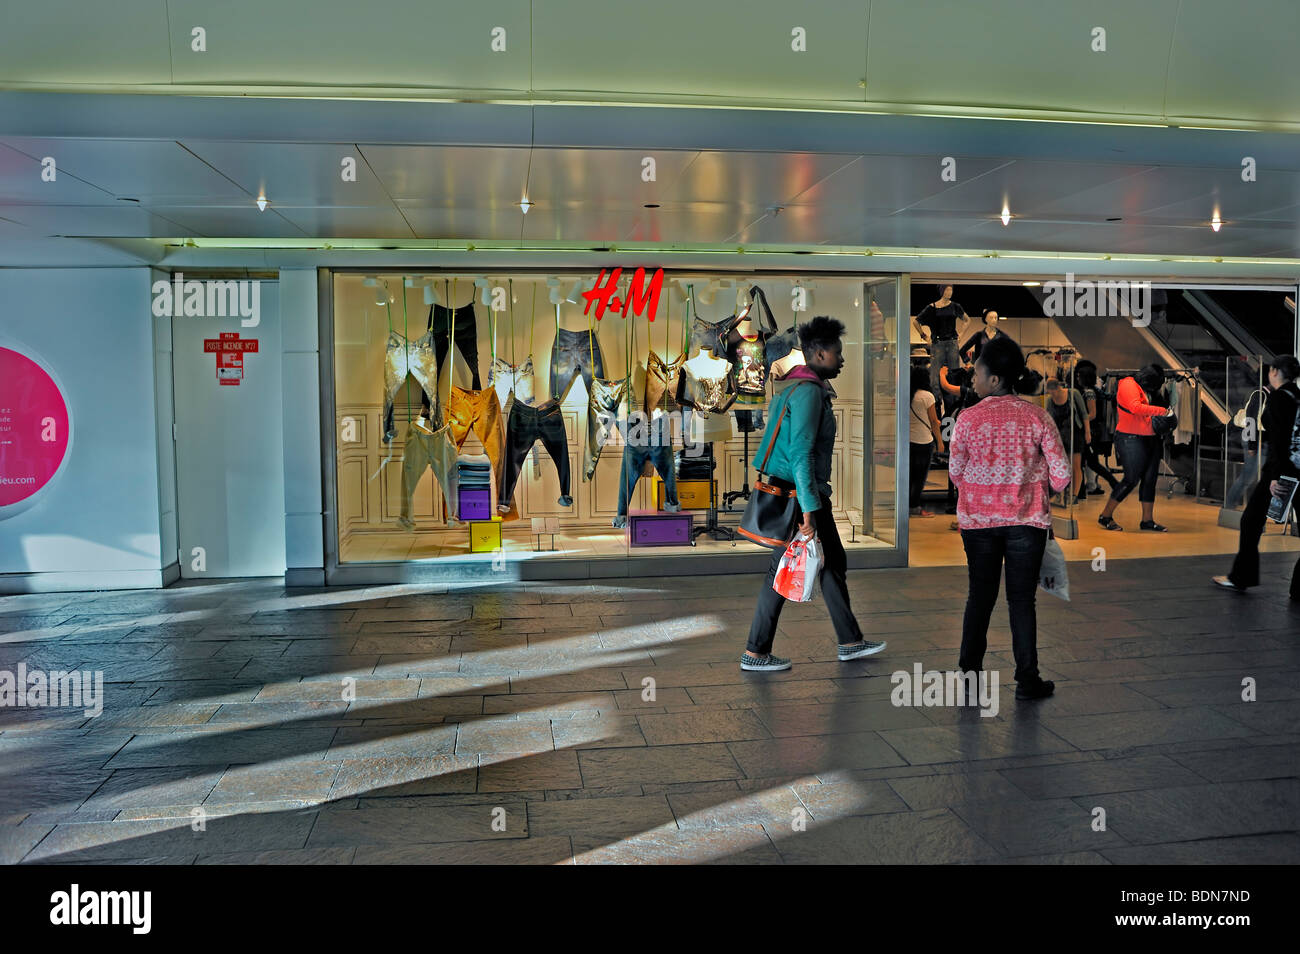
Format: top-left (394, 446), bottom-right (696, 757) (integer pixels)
top-left (771, 347), bottom-right (805, 380)
top-left (684, 348), bottom-right (734, 443)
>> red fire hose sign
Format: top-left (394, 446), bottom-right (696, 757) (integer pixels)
top-left (204, 332), bottom-right (258, 386)
top-left (0, 345), bottom-right (72, 515)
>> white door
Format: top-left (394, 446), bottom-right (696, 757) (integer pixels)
top-left (171, 281), bottom-right (286, 577)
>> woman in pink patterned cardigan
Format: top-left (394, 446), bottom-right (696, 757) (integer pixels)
top-left (948, 335), bottom-right (1072, 701)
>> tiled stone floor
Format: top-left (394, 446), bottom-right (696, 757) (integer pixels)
top-left (1, 553), bottom-right (1297, 865)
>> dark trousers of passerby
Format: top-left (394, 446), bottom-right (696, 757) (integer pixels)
top-left (1110, 432), bottom-right (1161, 503)
top-left (1228, 479), bottom-right (1300, 599)
top-left (747, 489), bottom-right (865, 655)
top-left (1082, 439), bottom-right (1119, 491)
top-left (958, 525), bottom-right (1048, 685)
top-left (909, 440), bottom-right (933, 509)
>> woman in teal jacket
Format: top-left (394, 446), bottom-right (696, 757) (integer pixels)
top-left (742, 316), bottom-right (888, 672)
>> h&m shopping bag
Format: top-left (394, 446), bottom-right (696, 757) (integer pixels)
top-left (1037, 537), bottom-right (1070, 601)
top-left (773, 532), bottom-right (822, 602)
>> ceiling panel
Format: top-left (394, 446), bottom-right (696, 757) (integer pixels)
top-left (672, 152), bottom-right (859, 208)
top-left (524, 149), bottom-right (700, 208)
top-left (270, 206), bottom-right (417, 239)
top-left (865, 0), bottom-right (1177, 117)
top-left (166, 0), bottom-right (531, 91)
top-left (0, 204), bottom-right (193, 236)
top-left (907, 160), bottom-right (1157, 216)
top-left (397, 206), bottom-right (523, 242)
top-left (1167, 0), bottom-right (1300, 124)
top-left (360, 145), bottom-right (531, 205)
top-left (787, 155), bottom-right (1011, 213)
top-left (0, 0), bottom-right (171, 85)
top-left (144, 206), bottom-right (307, 238)
top-left (180, 141), bottom-right (395, 207)
top-left (0, 143), bottom-right (116, 204)
top-left (1, 138), bottom-right (248, 202)
top-left (625, 206), bottom-right (767, 245)
top-left (532, 0), bottom-right (869, 103)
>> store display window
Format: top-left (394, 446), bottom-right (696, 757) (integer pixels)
top-left (330, 271), bottom-right (900, 565)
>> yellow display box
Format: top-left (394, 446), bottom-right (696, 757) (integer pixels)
top-left (655, 479), bottom-right (714, 511)
top-left (469, 517), bottom-right (503, 553)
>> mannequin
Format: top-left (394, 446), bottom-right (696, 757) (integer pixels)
top-left (682, 347), bottom-right (736, 443)
top-left (770, 345), bottom-right (805, 381)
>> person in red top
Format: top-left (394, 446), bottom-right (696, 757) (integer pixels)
top-left (1096, 364), bottom-right (1176, 532)
top-left (949, 335), bottom-right (1072, 700)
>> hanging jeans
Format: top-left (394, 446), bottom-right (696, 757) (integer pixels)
top-left (399, 425), bottom-right (460, 525)
top-left (429, 303), bottom-right (481, 391)
top-left (747, 490), bottom-right (865, 655)
top-left (583, 377), bottom-right (628, 481)
top-left (1110, 432), bottom-right (1161, 503)
top-left (446, 385), bottom-right (512, 518)
top-left (690, 314), bottom-right (739, 356)
top-left (382, 330), bottom-right (439, 442)
top-left (500, 399), bottom-right (572, 507)
top-left (616, 419), bottom-right (679, 517)
top-left (958, 525), bottom-right (1048, 685)
top-left (490, 355), bottom-right (536, 411)
top-left (550, 328), bottom-right (605, 401)
top-left (1228, 479), bottom-right (1300, 597)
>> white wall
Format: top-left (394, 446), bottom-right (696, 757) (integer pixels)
top-left (0, 267), bottom-right (167, 591)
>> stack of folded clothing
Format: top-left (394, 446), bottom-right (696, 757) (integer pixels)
top-left (675, 448), bottom-right (716, 482)
top-left (457, 454), bottom-right (492, 491)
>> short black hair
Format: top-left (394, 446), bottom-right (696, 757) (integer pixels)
top-left (977, 334), bottom-right (1039, 395)
top-left (1136, 363), bottom-right (1164, 392)
top-left (1075, 359), bottom-right (1098, 389)
top-left (1271, 355), bottom-right (1299, 382)
top-left (798, 315), bottom-right (846, 354)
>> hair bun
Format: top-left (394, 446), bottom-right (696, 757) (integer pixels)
top-left (1015, 368), bottom-right (1042, 395)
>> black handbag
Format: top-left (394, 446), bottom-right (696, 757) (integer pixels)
top-left (738, 382), bottom-right (816, 548)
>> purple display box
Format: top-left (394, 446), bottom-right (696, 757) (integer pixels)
top-left (458, 488), bottom-right (492, 521)
top-left (627, 510), bottom-right (695, 547)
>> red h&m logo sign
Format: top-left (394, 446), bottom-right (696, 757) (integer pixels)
top-left (581, 267), bottom-right (665, 321)
top-left (203, 332), bottom-right (259, 386)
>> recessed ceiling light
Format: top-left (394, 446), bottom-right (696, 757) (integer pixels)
top-left (519, 197), bottom-right (533, 214)
top-left (1000, 205), bottom-right (1011, 227)
top-left (1022, 281), bottom-right (1042, 287)
top-left (644, 203), bottom-right (660, 209)
top-left (1211, 213), bottom-right (1222, 232)
top-left (256, 193), bottom-right (268, 212)
top-left (1106, 217), bottom-right (1122, 222)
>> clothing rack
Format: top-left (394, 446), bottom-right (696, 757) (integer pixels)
top-left (1100, 367), bottom-right (1205, 503)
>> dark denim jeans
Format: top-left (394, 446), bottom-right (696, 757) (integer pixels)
top-left (1110, 432), bottom-right (1161, 504)
top-left (1228, 478), bottom-right (1300, 597)
top-left (747, 493), bottom-right (864, 655)
top-left (616, 440), bottom-right (677, 517)
top-left (909, 440), bottom-right (933, 509)
top-left (958, 524), bottom-right (1048, 685)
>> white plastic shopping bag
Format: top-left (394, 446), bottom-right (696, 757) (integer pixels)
top-left (1037, 537), bottom-right (1070, 601)
top-left (773, 532), bottom-right (823, 602)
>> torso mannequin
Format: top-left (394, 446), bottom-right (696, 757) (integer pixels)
top-left (771, 348), bottom-right (805, 380)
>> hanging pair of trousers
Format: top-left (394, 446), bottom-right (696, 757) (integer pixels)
top-left (445, 385), bottom-right (514, 519)
top-left (958, 525), bottom-right (1048, 685)
top-left (1228, 479), bottom-right (1300, 598)
top-left (382, 330), bottom-right (439, 443)
top-left (550, 328), bottom-right (605, 401)
top-left (500, 399), bottom-right (572, 507)
top-left (399, 425), bottom-right (459, 524)
top-left (428, 303), bottom-right (481, 391)
top-left (747, 490), bottom-right (865, 655)
top-left (616, 418), bottom-right (678, 517)
top-left (583, 377), bottom-right (628, 481)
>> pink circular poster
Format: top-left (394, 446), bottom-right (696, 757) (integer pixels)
top-left (0, 345), bottom-right (72, 517)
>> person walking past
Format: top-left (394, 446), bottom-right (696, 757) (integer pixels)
top-left (948, 335), bottom-right (1071, 700)
top-left (742, 316), bottom-right (887, 672)
top-left (1096, 364), bottom-right (1175, 532)
top-left (1214, 355), bottom-right (1300, 599)
top-left (1074, 360), bottom-right (1119, 496)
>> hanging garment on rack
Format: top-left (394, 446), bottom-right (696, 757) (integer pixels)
top-left (500, 399), bottom-right (572, 507)
top-left (765, 326), bottom-right (800, 366)
top-left (550, 327), bottom-right (605, 400)
top-left (726, 328), bottom-right (771, 404)
top-left (642, 350), bottom-right (685, 414)
top-left (382, 330), bottom-right (440, 443)
top-left (445, 385), bottom-right (511, 517)
top-left (1172, 377), bottom-right (1197, 445)
top-left (689, 312), bottom-right (742, 356)
top-left (490, 355), bottom-right (536, 411)
top-left (428, 302), bottom-right (482, 391)
top-left (583, 376), bottom-right (628, 481)
top-left (1025, 350), bottom-right (1055, 386)
top-left (398, 424), bottom-right (460, 527)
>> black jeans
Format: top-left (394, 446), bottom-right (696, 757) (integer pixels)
top-left (1082, 438), bottom-right (1119, 490)
top-left (909, 441), bottom-right (933, 509)
top-left (500, 400), bottom-right (571, 503)
top-left (550, 328), bottom-right (605, 401)
top-left (747, 493), bottom-right (864, 655)
top-left (1228, 479), bottom-right (1300, 596)
top-left (1110, 432), bottom-right (1161, 504)
top-left (958, 525), bottom-right (1048, 685)
top-left (428, 303), bottom-right (481, 391)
